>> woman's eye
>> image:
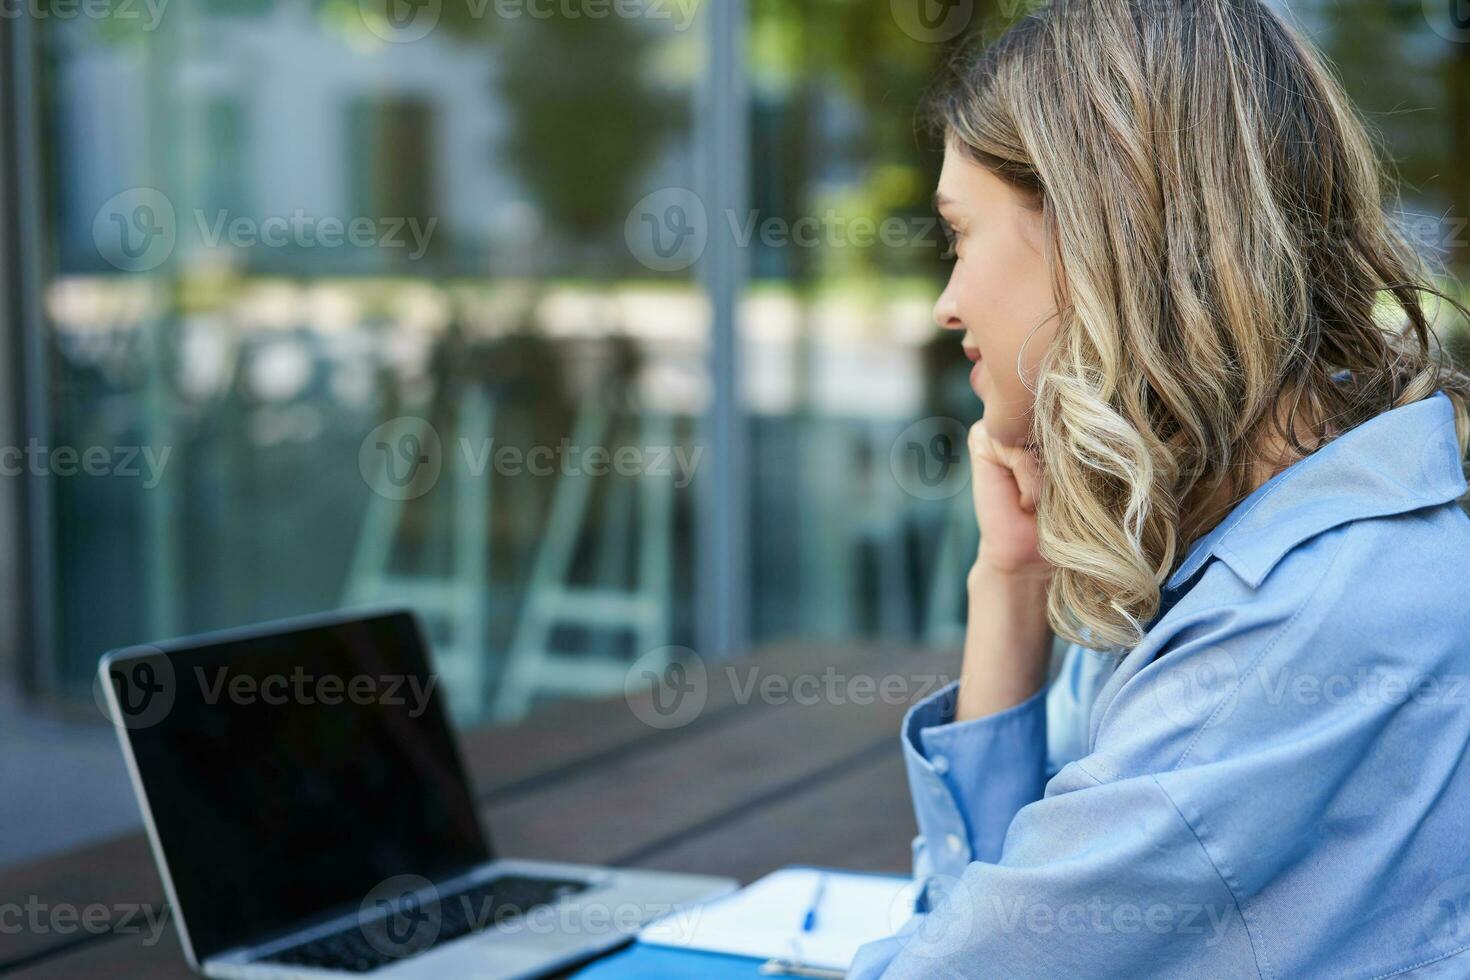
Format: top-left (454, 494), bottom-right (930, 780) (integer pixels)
top-left (940, 224), bottom-right (958, 260)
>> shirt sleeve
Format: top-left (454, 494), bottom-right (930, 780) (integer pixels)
top-left (902, 680), bottom-right (1049, 888)
top-left (903, 642), bottom-right (1102, 893)
top-left (855, 643), bottom-right (1259, 978)
top-left (848, 764), bottom-right (1260, 979)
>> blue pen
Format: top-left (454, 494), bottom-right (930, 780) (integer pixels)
top-left (801, 873), bottom-right (828, 933)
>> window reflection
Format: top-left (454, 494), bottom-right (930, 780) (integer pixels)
top-left (30, 0), bottom-right (1470, 731)
top-left (41, 0), bottom-right (704, 725)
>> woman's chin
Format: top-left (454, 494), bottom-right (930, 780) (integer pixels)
top-left (981, 412), bottom-right (1029, 449)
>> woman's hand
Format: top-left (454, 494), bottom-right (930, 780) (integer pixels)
top-left (967, 419), bottom-right (1050, 578)
top-left (956, 419), bottom-right (1055, 722)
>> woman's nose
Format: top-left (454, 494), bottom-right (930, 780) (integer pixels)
top-left (933, 286), bottom-right (963, 332)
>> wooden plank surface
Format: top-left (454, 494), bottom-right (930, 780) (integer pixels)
top-left (0, 644), bottom-right (956, 978)
top-left (0, 641), bottom-right (873, 967)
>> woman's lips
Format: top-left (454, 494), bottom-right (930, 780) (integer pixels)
top-left (967, 349), bottom-right (984, 395)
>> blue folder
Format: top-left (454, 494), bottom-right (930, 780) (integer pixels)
top-left (570, 865), bottom-right (911, 978)
top-left (570, 944), bottom-right (772, 979)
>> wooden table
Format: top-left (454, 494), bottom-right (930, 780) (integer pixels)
top-left (0, 644), bottom-right (957, 979)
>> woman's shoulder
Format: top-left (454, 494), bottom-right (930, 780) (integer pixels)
top-left (1191, 391), bottom-right (1467, 591)
top-left (1057, 393), bottom-right (1470, 774)
top-left (1097, 501), bottom-right (1469, 747)
top-left (1147, 389), bottom-right (1469, 664)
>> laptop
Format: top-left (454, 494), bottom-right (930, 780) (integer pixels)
top-left (97, 608), bottom-right (736, 978)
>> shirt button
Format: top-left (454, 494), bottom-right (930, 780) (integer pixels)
top-left (946, 833), bottom-right (965, 855)
top-left (931, 755), bottom-right (951, 775)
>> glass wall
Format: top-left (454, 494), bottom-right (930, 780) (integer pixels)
top-left (35, 0), bottom-right (708, 724)
top-left (740, 0), bottom-right (971, 650)
top-left (23, 0), bottom-right (1470, 729)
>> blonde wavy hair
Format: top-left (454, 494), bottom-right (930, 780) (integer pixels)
top-left (928, 0), bottom-right (1470, 654)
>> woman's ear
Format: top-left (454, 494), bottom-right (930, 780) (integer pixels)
top-left (1014, 188), bottom-right (1048, 256)
top-left (1036, 201), bottom-right (1068, 311)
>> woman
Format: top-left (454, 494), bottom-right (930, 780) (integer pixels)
top-left (850, 2), bottom-right (1470, 977)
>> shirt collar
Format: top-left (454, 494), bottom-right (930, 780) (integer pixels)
top-left (1164, 389), bottom-right (1468, 591)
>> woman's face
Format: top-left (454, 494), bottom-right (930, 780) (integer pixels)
top-left (933, 143), bottom-right (1059, 448)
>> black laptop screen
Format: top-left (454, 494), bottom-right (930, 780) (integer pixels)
top-left (106, 611), bottom-right (491, 961)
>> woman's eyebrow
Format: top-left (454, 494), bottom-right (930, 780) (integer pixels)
top-left (933, 193), bottom-right (965, 228)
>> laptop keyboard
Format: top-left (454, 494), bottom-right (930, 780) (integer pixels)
top-left (260, 874), bottom-right (591, 973)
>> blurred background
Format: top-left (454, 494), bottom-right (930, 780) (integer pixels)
top-left (1, 0), bottom-right (1467, 870)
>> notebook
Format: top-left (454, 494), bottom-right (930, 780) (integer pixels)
top-left (637, 867), bottom-right (919, 972)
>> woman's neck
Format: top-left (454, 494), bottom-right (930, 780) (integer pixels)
top-left (1177, 391), bottom-right (1326, 555)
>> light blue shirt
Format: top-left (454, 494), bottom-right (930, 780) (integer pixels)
top-left (850, 390), bottom-right (1470, 978)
